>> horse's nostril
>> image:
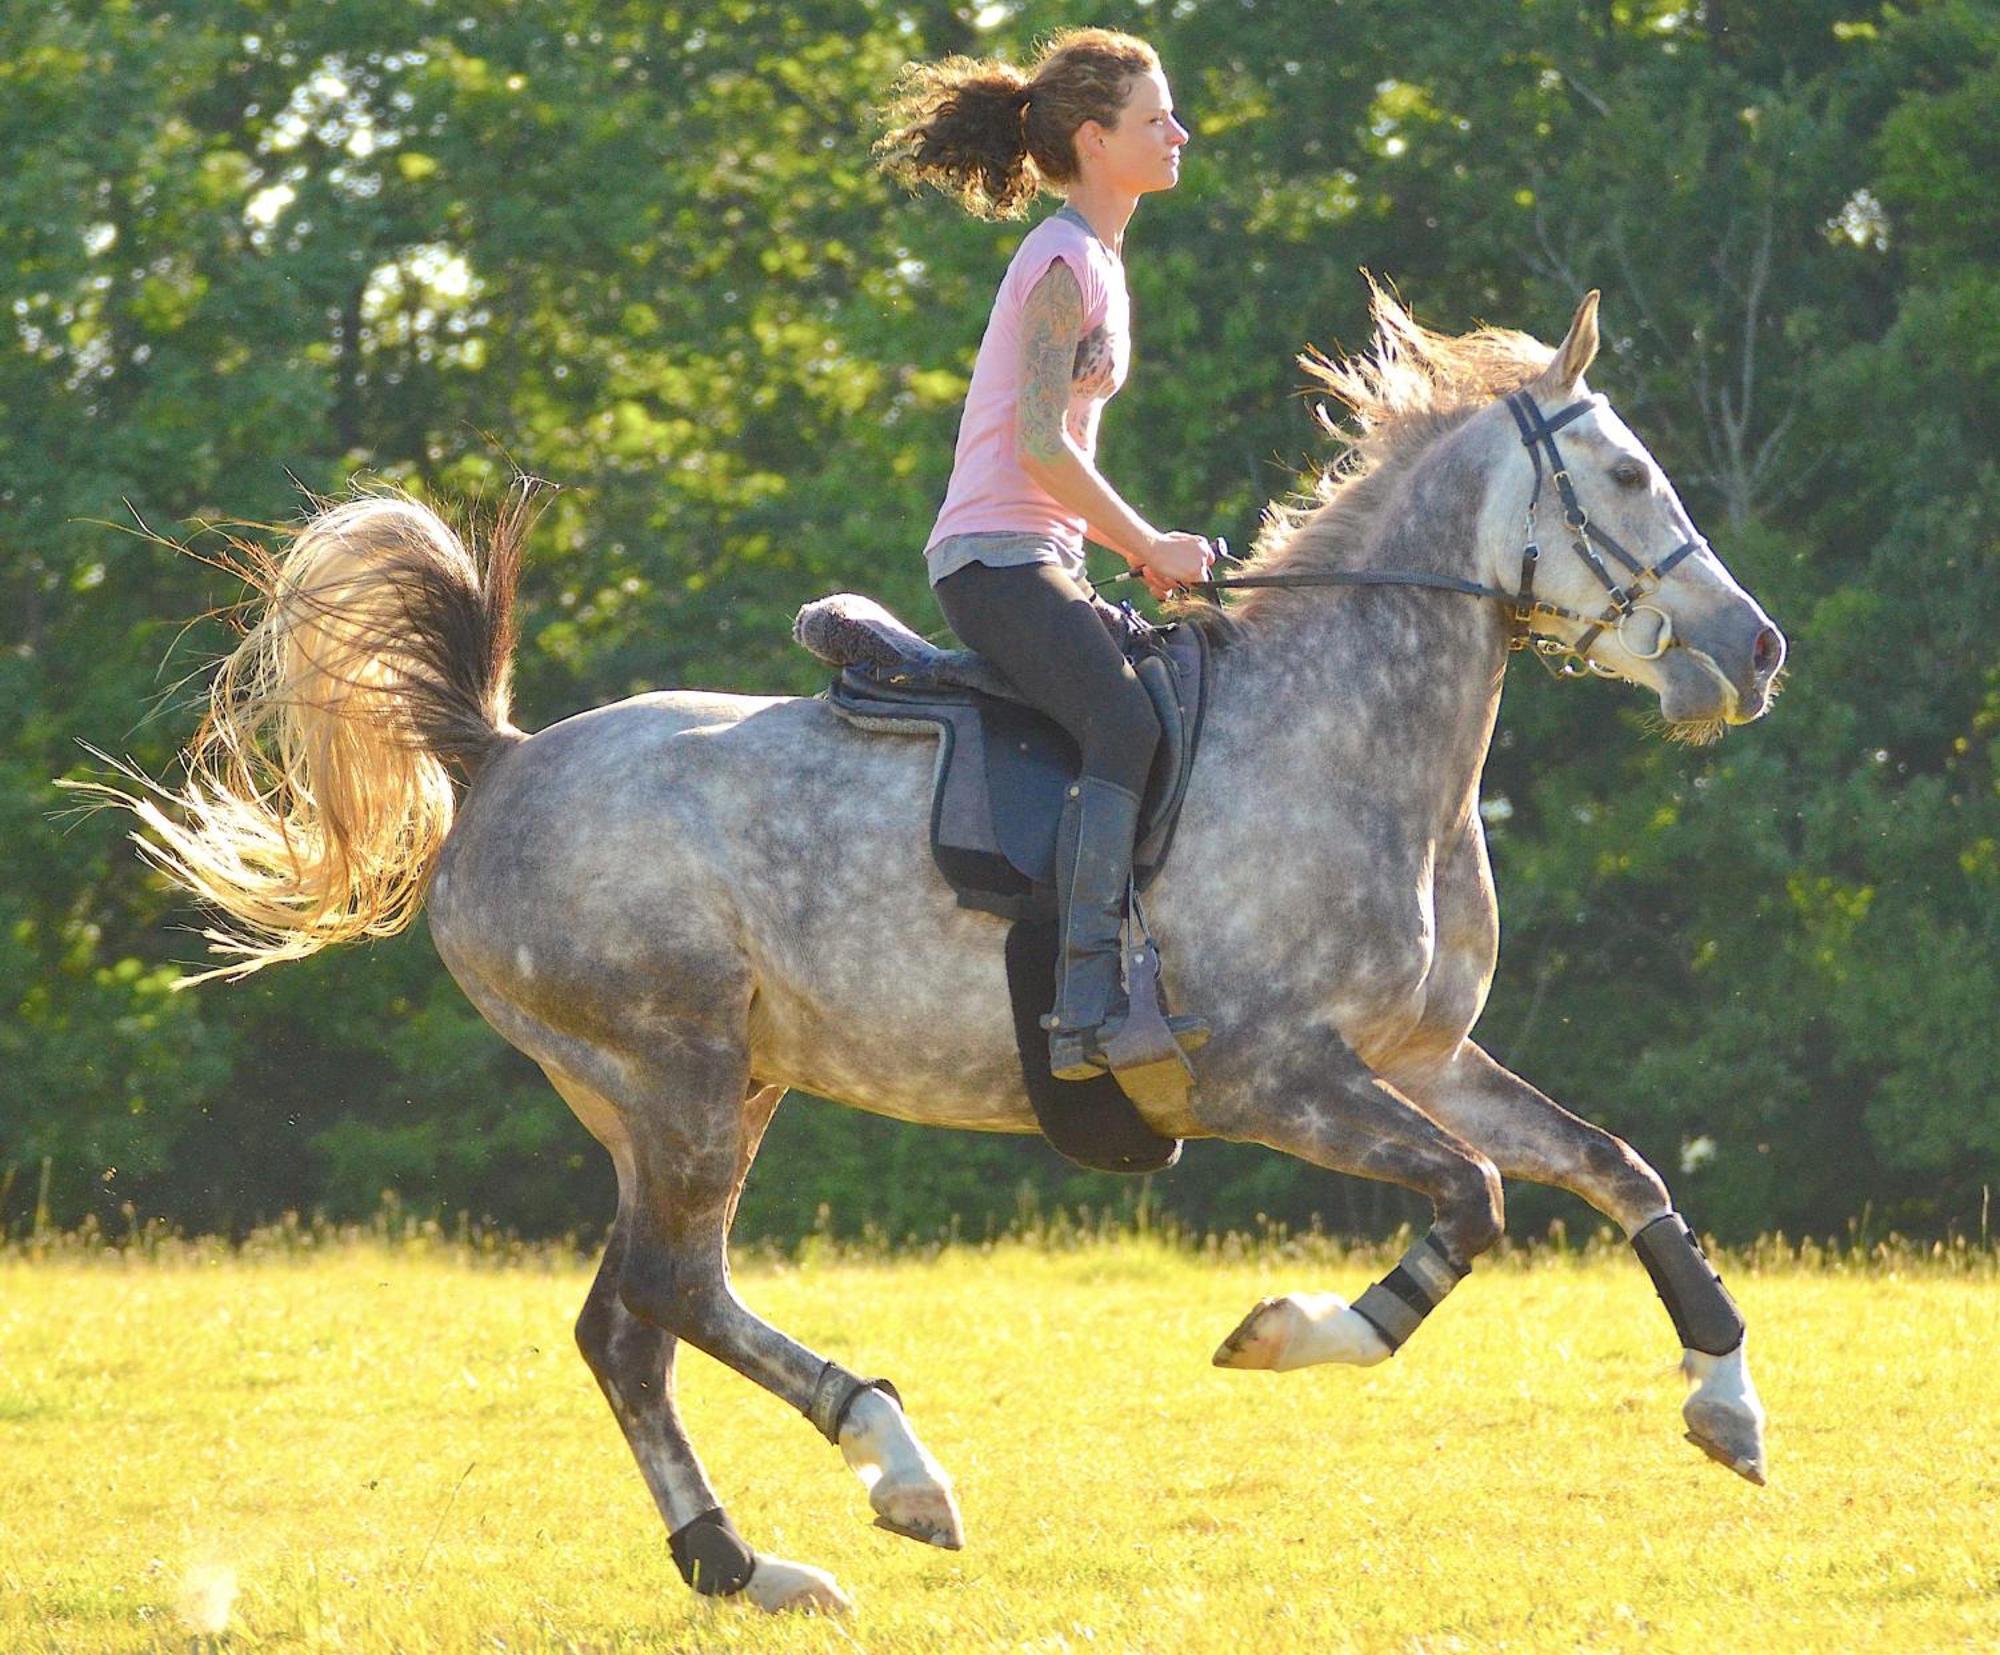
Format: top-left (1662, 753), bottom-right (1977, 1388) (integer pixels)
top-left (1752, 625), bottom-right (1783, 677)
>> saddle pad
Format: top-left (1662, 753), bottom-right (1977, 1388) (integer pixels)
top-left (824, 685), bottom-right (1044, 919)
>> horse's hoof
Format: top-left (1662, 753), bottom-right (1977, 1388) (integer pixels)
top-left (1682, 1391), bottom-right (1768, 1485)
top-left (1214, 1296), bottom-right (1291, 1368)
top-left (870, 1474), bottom-right (966, 1549)
top-left (839, 1387), bottom-right (965, 1548)
top-left (1681, 1343), bottom-right (1768, 1486)
top-left (741, 1557), bottom-right (852, 1614)
top-left (1212, 1293), bottom-right (1391, 1371)
top-left (1683, 1428), bottom-right (1767, 1486)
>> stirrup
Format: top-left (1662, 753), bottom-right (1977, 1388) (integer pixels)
top-left (1045, 909), bottom-right (1209, 1084)
top-left (1046, 1012), bottom-right (1208, 1082)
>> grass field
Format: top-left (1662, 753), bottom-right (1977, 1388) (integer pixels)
top-left (3, 1225), bottom-right (1997, 1653)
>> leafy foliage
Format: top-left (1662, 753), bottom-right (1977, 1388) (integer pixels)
top-left (2, 0), bottom-right (1993, 1244)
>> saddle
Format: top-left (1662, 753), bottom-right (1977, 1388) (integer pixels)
top-left (796, 592), bottom-right (1211, 923)
top-left (794, 592), bottom-right (1214, 1176)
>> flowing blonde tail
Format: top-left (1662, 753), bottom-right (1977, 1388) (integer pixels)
top-left (72, 485), bottom-right (533, 984)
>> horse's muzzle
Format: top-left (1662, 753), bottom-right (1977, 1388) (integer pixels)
top-left (1718, 620), bottom-right (1788, 723)
top-left (1737, 623), bottom-right (1787, 720)
top-left (1663, 602), bottom-right (1786, 727)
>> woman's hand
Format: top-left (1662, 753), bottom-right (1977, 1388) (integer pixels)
top-left (1136, 531), bottom-right (1214, 598)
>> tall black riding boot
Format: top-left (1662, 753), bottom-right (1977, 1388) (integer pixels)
top-left (1041, 777), bottom-right (1141, 1081)
top-left (1040, 779), bottom-right (1208, 1087)
top-left (1040, 779), bottom-right (1136, 1079)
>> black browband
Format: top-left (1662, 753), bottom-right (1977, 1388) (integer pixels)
top-left (1142, 387), bottom-right (1706, 677)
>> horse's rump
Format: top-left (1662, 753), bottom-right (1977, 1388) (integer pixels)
top-left (426, 687), bottom-right (1038, 1130)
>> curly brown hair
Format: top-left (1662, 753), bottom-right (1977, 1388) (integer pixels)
top-left (873, 28), bottom-right (1160, 220)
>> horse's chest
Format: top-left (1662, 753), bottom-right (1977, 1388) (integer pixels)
top-left (1182, 834), bottom-right (1493, 1075)
top-left (1329, 881), bottom-right (1447, 1058)
top-left (1376, 834), bottom-right (1500, 1077)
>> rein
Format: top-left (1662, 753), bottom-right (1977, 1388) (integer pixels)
top-left (1116, 388), bottom-right (1706, 680)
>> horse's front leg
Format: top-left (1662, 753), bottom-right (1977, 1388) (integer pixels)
top-left (1209, 1031), bottom-right (1505, 1372)
top-left (1398, 1040), bottom-right (1767, 1485)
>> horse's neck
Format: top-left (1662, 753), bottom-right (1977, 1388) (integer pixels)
top-left (1203, 514), bottom-right (1509, 839)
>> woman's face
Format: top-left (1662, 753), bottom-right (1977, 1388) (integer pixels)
top-left (1081, 68), bottom-right (1188, 196)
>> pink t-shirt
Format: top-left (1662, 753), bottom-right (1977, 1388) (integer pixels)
top-left (924, 207), bottom-right (1130, 574)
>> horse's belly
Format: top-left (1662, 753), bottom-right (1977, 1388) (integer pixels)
top-left (718, 717), bottom-right (1040, 1131)
top-left (748, 961), bottom-right (1035, 1132)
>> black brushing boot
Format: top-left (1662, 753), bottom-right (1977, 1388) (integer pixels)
top-left (1041, 777), bottom-right (1207, 1081)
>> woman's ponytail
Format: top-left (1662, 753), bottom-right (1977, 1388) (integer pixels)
top-left (875, 29), bottom-right (1159, 222)
top-left (874, 58), bottom-right (1038, 220)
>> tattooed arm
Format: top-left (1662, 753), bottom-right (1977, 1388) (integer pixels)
top-left (1014, 261), bottom-right (1210, 592)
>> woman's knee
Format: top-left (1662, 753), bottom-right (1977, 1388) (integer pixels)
top-left (1110, 667), bottom-right (1161, 747)
top-left (1085, 668), bottom-right (1160, 786)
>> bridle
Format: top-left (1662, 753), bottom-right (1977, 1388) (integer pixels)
top-left (1131, 388), bottom-right (1708, 680)
top-left (1498, 388), bottom-right (1704, 675)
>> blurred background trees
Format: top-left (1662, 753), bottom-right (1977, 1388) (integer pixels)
top-left (3, 0), bottom-right (1993, 1244)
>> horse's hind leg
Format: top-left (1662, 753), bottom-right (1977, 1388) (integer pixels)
top-left (1209, 1031), bottom-right (1506, 1373)
top-left (1399, 1041), bottom-right (1766, 1485)
top-left (601, 1041), bottom-right (964, 1564)
top-left (554, 1075), bottom-right (850, 1612)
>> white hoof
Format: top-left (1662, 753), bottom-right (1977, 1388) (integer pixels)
top-left (870, 1477), bottom-right (964, 1549)
top-left (840, 1388), bottom-right (966, 1549)
top-left (742, 1556), bottom-right (852, 1614)
top-left (1213, 1293), bottom-right (1392, 1371)
top-left (1682, 1342), bottom-right (1769, 1486)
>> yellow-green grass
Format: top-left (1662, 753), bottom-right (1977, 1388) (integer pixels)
top-left (4, 1231), bottom-right (1997, 1653)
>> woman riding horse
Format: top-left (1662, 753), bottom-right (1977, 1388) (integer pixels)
top-left (876, 29), bottom-right (1215, 1080)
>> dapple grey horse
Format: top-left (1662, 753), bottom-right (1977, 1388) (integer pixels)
top-left (89, 290), bottom-right (1784, 1612)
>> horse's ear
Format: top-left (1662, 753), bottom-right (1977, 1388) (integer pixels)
top-left (1537, 290), bottom-right (1601, 395)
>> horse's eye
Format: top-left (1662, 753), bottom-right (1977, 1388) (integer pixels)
top-left (1612, 460), bottom-right (1649, 489)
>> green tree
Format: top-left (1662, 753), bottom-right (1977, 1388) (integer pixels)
top-left (3, 0), bottom-right (1993, 1245)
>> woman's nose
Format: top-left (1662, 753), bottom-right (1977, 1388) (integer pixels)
top-left (1170, 118), bottom-right (1189, 147)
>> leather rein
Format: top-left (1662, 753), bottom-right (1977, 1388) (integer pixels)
top-left (1143, 388), bottom-right (1707, 680)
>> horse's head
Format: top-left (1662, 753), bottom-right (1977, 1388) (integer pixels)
top-left (1472, 294), bottom-right (1786, 738)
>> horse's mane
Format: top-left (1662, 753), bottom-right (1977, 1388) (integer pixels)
top-left (1177, 278), bottom-right (1555, 638)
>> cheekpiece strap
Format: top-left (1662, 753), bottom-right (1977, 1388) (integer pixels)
top-left (1506, 393), bottom-right (1545, 508)
top-left (1515, 540), bottom-right (1541, 626)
